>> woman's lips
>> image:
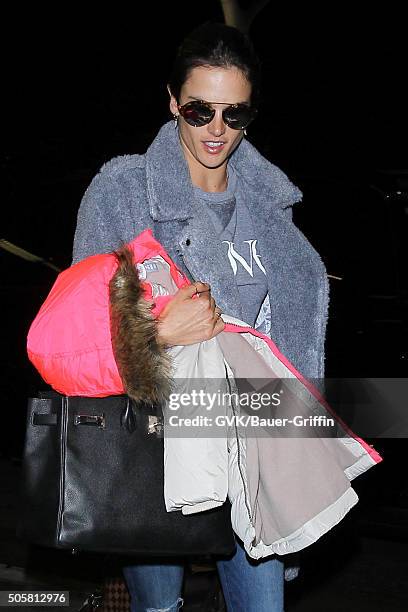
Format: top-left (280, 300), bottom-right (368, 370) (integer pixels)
top-left (202, 141), bottom-right (226, 155)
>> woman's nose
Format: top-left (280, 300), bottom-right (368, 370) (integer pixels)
top-left (207, 109), bottom-right (227, 137)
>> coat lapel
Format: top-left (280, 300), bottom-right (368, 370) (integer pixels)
top-left (227, 146), bottom-right (328, 375)
top-left (255, 209), bottom-right (328, 378)
top-left (176, 203), bottom-right (245, 320)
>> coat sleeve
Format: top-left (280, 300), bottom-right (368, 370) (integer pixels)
top-left (72, 168), bottom-right (129, 264)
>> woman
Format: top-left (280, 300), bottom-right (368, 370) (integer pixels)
top-left (72, 22), bottom-right (329, 612)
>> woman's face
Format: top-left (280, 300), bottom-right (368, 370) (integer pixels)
top-left (169, 66), bottom-right (252, 175)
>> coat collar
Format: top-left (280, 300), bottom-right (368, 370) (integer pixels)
top-left (146, 120), bottom-right (302, 222)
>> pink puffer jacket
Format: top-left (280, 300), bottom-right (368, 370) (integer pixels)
top-left (27, 229), bottom-right (189, 399)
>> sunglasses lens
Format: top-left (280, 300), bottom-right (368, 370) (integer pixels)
top-left (179, 101), bottom-right (257, 129)
top-left (181, 102), bottom-right (214, 127)
top-left (223, 105), bottom-right (257, 130)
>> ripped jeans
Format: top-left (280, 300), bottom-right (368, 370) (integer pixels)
top-left (122, 536), bottom-right (284, 611)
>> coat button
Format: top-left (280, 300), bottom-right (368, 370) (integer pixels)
top-left (185, 238), bottom-right (191, 246)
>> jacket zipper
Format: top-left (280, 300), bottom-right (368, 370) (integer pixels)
top-left (224, 321), bottom-right (247, 328)
top-left (224, 364), bottom-right (253, 525)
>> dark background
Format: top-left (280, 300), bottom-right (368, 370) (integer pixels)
top-left (0, 3), bottom-right (407, 609)
top-left (1, 1), bottom-right (407, 495)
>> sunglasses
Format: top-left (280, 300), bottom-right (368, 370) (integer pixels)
top-left (177, 100), bottom-right (258, 130)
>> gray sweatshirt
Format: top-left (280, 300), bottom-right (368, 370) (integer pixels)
top-left (193, 163), bottom-right (270, 332)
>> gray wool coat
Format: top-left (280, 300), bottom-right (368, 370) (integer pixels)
top-left (72, 120), bottom-right (330, 382)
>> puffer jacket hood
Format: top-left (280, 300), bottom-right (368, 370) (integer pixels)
top-left (27, 229), bottom-right (188, 403)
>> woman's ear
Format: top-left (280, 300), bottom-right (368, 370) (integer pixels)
top-left (167, 85), bottom-right (178, 115)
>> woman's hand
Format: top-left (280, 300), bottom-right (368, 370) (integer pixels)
top-left (156, 282), bottom-right (225, 347)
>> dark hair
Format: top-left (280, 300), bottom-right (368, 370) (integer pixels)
top-left (168, 22), bottom-right (262, 107)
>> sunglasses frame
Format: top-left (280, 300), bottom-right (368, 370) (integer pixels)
top-left (177, 99), bottom-right (258, 130)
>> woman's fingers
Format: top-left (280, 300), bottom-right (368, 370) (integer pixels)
top-left (193, 281), bottom-right (211, 296)
top-left (180, 282), bottom-right (210, 300)
top-left (209, 296), bottom-right (216, 312)
top-left (157, 280), bottom-right (224, 345)
top-left (212, 313), bottom-right (225, 334)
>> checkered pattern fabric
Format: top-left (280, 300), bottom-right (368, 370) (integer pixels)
top-left (101, 575), bottom-right (130, 612)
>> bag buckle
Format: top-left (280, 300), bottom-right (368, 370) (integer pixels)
top-left (148, 415), bottom-right (164, 437)
top-left (74, 414), bottom-right (106, 428)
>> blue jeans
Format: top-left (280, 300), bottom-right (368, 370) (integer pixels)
top-left (122, 537), bottom-right (284, 611)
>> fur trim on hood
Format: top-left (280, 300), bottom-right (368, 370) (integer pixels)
top-left (109, 245), bottom-right (172, 406)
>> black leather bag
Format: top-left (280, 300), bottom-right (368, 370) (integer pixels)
top-left (17, 391), bottom-right (236, 557)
